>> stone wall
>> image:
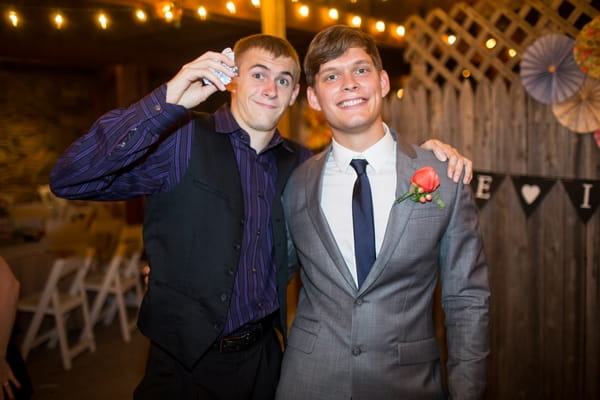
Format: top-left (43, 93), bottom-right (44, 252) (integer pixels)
top-left (0, 65), bottom-right (110, 203)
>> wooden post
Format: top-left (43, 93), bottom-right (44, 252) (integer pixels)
top-left (260, 0), bottom-right (293, 140)
top-left (261, 0), bottom-right (300, 330)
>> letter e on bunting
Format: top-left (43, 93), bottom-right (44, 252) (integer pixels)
top-left (470, 171), bottom-right (505, 209)
top-left (511, 176), bottom-right (556, 217)
top-left (561, 179), bottom-right (600, 223)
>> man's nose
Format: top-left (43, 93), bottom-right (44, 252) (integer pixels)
top-left (262, 80), bottom-right (277, 97)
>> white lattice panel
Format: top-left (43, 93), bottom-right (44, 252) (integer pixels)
top-left (404, 0), bottom-right (600, 90)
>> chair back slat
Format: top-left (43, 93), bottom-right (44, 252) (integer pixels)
top-left (18, 246), bottom-right (96, 370)
top-left (85, 224), bottom-right (144, 342)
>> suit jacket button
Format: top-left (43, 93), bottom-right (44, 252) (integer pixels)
top-left (352, 347), bottom-right (362, 356)
top-left (355, 299), bottom-right (363, 305)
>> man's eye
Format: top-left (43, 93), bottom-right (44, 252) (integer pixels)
top-left (325, 74), bottom-right (337, 81)
top-left (357, 67), bottom-right (368, 74)
top-left (277, 78), bottom-right (290, 86)
top-left (252, 73), bottom-right (264, 79)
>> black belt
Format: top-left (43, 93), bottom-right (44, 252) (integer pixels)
top-left (213, 315), bottom-right (273, 353)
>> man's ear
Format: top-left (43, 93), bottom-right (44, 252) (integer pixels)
top-left (227, 77), bottom-right (236, 93)
top-left (306, 86), bottom-right (322, 111)
top-left (380, 69), bottom-right (390, 98)
top-left (288, 83), bottom-right (301, 106)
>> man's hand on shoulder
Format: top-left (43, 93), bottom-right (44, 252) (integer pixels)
top-left (420, 139), bottom-right (473, 184)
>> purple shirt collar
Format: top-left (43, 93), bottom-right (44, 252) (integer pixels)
top-left (213, 103), bottom-right (293, 154)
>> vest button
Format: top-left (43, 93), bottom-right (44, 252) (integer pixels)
top-left (233, 244), bottom-right (241, 251)
top-left (227, 268), bottom-right (235, 276)
top-left (220, 293), bottom-right (228, 302)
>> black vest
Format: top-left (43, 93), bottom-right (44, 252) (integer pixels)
top-left (137, 113), bottom-right (304, 368)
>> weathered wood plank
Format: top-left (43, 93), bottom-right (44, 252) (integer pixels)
top-left (378, 80), bottom-right (599, 399)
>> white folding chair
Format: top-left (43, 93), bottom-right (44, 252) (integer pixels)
top-left (18, 247), bottom-right (96, 370)
top-left (85, 224), bottom-right (144, 342)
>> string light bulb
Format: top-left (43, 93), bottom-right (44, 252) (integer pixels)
top-left (485, 38), bottom-right (497, 49)
top-left (8, 10), bottom-right (19, 27)
top-left (298, 5), bottom-right (309, 18)
top-left (162, 3), bottom-right (175, 21)
top-left (328, 8), bottom-right (339, 20)
top-left (251, 0), bottom-right (261, 7)
top-left (197, 6), bottom-right (207, 20)
top-left (375, 20), bottom-right (385, 33)
top-left (226, 1), bottom-right (236, 14)
top-left (135, 9), bottom-right (147, 22)
top-left (350, 15), bottom-right (361, 27)
top-left (396, 25), bottom-right (405, 37)
top-left (52, 12), bottom-right (65, 29)
top-left (97, 12), bottom-right (109, 29)
top-left (508, 48), bottom-right (517, 58)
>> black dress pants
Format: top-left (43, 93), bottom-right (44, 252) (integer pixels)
top-left (134, 327), bottom-right (282, 400)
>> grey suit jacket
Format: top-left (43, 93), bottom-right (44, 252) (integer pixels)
top-left (276, 134), bottom-right (490, 400)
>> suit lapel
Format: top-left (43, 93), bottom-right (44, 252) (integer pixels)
top-left (305, 147), bottom-right (358, 291)
top-left (358, 134), bottom-right (418, 294)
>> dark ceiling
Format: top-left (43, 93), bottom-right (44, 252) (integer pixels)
top-left (0, 1), bottom-right (462, 86)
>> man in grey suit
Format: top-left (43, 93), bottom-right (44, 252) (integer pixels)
top-left (276, 25), bottom-right (490, 399)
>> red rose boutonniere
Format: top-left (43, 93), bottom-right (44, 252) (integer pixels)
top-left (396, 166), bottom-right (445, 209)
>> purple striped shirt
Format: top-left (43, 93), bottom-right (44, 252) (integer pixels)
top-left (50, 84), bottom-right (309, 336)
top-left (217, 102), bottom-right (282, 335)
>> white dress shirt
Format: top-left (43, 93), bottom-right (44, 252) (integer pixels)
top-left (320, 124), bottom-right (397, 285)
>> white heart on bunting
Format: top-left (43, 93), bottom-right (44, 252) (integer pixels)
top-left (521, 185), bottom-right (541, 204)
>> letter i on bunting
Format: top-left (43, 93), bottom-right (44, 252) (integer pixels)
top-left (561, 179), bottom-right (600, 223)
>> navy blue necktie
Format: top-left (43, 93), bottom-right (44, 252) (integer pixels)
top-left (350, 159), bottom-right (375, 287)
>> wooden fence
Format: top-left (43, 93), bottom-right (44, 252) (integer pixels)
top-left (382, 80), bottom-right (599, 399)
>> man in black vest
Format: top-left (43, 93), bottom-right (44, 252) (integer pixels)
top-left (50, 34), bottom-right (471, 399)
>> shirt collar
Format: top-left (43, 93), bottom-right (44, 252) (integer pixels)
top-left (214, 103), bottom-right (289, 153)
top-left (330, 122), bottom-right (395, 173)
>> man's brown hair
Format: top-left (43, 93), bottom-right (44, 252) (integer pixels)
top-left (303, 25), bottom-right (383, 87)
top-left (233, 34), bottom-right (301, 84)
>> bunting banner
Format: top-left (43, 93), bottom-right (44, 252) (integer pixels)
top-left (561, 178), bottom-right (600, 223)
top-left (511, 175), bottom-right (556, 217)
top-left (469, 171), bottom-right (599, 223)
top-left (469, 172), bottom-right (506, 209)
